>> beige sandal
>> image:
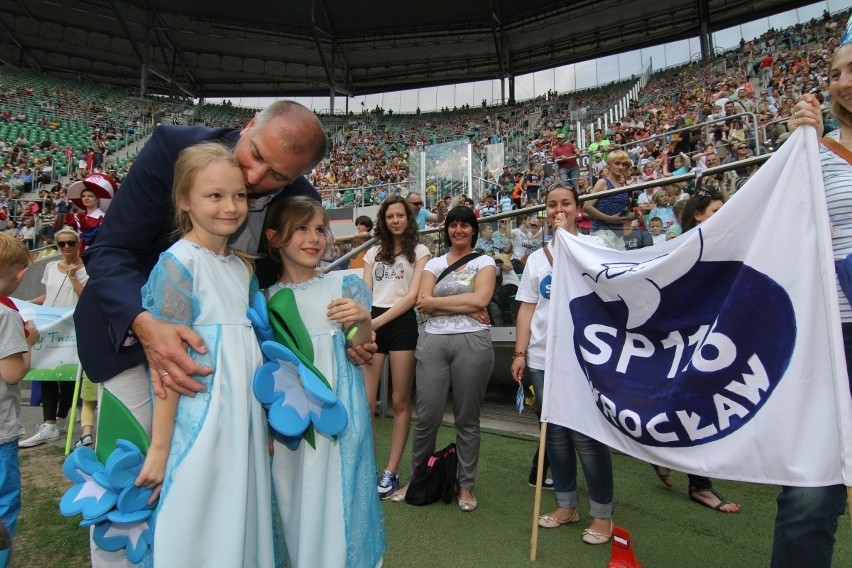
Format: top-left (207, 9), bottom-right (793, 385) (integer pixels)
top-left (538, 508), bottom-right (580, 528)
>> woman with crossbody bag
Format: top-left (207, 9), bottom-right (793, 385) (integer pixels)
top-left (19, 228), bottom-right (89, 448)
top-left (510, 184), bottom-right (616, 544)
top-left (391, 206), bottom-right (495, 512)
top-left (773, 37), bottom-right (852, 568)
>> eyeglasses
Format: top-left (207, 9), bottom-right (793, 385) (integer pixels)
top-left (57, 241), bottom-right (78, 248)
top-left (408, 201), bottom-right (423, 207)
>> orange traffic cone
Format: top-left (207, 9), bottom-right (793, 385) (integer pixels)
top-left (607, 525), bottom-right (642, 568)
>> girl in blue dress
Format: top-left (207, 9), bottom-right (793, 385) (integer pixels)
top-left (134, 142), bottom-right (275, 566)
top-left (263, 195), bottom-right (385, 568)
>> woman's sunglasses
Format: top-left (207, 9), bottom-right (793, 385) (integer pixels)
top-left (57, 241), bottom-right (78, 248)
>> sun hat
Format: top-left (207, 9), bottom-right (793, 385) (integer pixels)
top-left (67, 173), bottom-right (118, 211)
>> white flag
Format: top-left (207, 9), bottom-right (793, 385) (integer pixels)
top-left (13, 299), bottom-right (80, 381)
top-left (542, 128), bottom-right (852, 486)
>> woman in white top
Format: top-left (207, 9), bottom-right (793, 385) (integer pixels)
top-left (393, 206), bottom-right (496, 511)
top-left (770, 38), bottom-right (852, 568)
top-left (362, 196), bottom-right (431, 499)
top-left (19, 228), bottom-right (89, 448)
top-left (511, 184), bottom-right (616, 544)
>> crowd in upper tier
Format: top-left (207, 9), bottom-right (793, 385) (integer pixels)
top-left (1, 8), bottom-right (848, 223)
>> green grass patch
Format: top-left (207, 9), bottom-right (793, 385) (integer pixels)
top-left (15, 446), bottom-right (89, 567)
top-left (375, 420), bottom-right (851, 568)
top-left (11, 416), bottom-right (851, 567)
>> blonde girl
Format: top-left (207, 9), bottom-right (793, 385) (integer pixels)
top-left (133, 142), bottom-right (274, 566)
top-left (584, 150), bottom-right (638, 250)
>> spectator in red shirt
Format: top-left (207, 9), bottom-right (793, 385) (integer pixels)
top-left (552, 133), bottom-right (580, 189)
top-left (760, 52), bottom-right (774, 85)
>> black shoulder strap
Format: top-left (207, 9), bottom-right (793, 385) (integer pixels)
top-left (436, 252), bottom-right (481, 284)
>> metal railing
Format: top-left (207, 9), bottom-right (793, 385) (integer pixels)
top-left (324, 150), bottom-right (771, 273)
top-left (315, 108), bottom-right (775, 212)
top-left (318, 181), bottom-right (410, 208)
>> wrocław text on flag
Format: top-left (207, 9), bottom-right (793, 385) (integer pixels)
top-left (542, 128), bottom-right (852, 486)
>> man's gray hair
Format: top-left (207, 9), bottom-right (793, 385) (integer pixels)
top-left (255, 101), bottom-right (328, 169)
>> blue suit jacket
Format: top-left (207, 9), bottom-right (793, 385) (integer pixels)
top-left (75, 125), bottom-right (319, 383)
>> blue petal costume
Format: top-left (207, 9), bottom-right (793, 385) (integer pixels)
top-left (266, 273), bottom-right (385, 568)
top-left (140, 240), bottom-right (275, 566)
top-left (60, 440), bottom-right (157, 564)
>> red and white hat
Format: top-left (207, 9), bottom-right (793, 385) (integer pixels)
top-left (67, 173), bottom-right (118, 212)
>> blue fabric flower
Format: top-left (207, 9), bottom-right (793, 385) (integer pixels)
top-left (92, 510), bottom-right (156, 564)
top-left (253, 341), bottom-right (348, 440)
top-left (247, 290), bottom-right (275, 346)
top-left (59, 446), bottom-right (119, 520)
top-left (60, 439), bottom-right (156, 560)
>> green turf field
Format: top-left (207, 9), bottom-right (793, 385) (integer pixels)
top-left (14, 417), bottom-right (851, 567)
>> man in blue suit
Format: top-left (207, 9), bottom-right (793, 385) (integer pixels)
top-left (76, 100), bottom-right (373, 566)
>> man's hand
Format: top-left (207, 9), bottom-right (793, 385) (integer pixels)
top-left (346, 332), bottom-right (378, 366)
top-left (132, 311), bottom-right (213, 398)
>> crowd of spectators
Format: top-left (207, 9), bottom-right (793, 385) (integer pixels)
top-left (463, 10), bottom-right (849, 229)
top-left (302, 8), bottom-right (847, 213)
top-left (1, 9), bottom-right (848, 253)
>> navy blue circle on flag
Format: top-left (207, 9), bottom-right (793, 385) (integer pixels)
top-left (570, 259), bottom-right (796, 447)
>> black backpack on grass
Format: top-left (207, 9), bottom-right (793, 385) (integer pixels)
top-left (405, 443), bottom-right (459, 506)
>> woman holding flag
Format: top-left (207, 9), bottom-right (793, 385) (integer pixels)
top-left (511, 183), bottom-right (615, 545)
top-left (776, 23), bottom-right (852, 568)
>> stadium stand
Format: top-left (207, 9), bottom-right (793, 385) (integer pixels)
top-left (1, 9), bottom-right (848, 250)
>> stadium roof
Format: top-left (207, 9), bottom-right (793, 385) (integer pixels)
top-left (0, 0), bottom-right (821, 99)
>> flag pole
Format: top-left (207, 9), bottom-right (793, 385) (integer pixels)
top-left (530, 421), bottom-right (548, 561)
top-left (848, 487), bottom-right (851, 526)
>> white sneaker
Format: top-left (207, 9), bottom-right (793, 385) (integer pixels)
top-left (56, 417), bottom-right (67, 434)
top-left (18, 423), bottom-right (61, 448)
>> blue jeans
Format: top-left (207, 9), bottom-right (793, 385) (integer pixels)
top-left (0, 441), bottom-right (21, 538)
top-left (771, 321), bottom-right (852, 567)
top-left (770, 484), bottom-right (846, 568)
top-left (529, 368), bottom-right (614, 518)
top-left (557, 166), bottom-right (579, 189)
